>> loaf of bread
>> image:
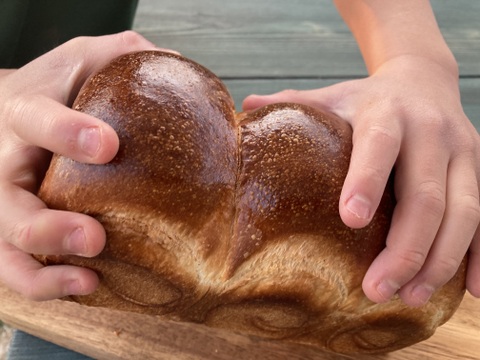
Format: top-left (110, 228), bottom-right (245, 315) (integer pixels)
top-left (36, 51), bottom-right (466, 354)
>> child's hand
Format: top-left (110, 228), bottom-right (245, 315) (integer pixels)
top-left (0, 31), bottom-right (161, 300)
top-left (243, 54), bottom-right (480, 307)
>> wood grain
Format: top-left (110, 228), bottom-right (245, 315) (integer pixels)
top-left (132, 0), bottom-right (480, 77)
top-left (0, 283), bottom-right (478, 360)
top-left (131, 0), bottom-right (480, 128)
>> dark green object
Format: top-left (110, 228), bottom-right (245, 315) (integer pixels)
top-left (0, 0), bottom-right (138, 68)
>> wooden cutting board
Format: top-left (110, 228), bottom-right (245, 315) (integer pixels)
top-left (0, 282), bottom-right (478, 360)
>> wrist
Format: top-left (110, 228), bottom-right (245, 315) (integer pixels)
top-left (373, 53), bottom-right (459, 84)
top-left (334, 0), bottom-right (457, 76)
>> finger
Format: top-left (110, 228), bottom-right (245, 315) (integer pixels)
top-left (362, 135), bottom-right (449, 304)
top-left (0, 240), bottom-right (98, 301)
top-left (8, 95), bottom-right (120, 164)
top-left (339, 114), bottom-right (401, 228)
top-left (397, 154), bottom-right (480, 306)
top-left (0, 183), bottom-right (105, 257)
top-left (467, 226), bottom-right (480, 297)
top-left (242, 87), bottom-right (338, 112)
top-left (4, 32), bottom-right (164, 164)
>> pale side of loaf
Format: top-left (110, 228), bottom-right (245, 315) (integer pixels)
top-left (36, 51), bottom-right (466, 355)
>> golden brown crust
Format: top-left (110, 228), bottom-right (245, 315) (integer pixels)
top-left (36, 51), bottom-right (466, 354)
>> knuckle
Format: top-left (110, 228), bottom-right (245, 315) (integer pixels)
top-left (358, 163), bottom-right (390, 187)
top-left (60, 34), bottom-right (103, 56)
top-left (14, 95), bottom-right (60, 141)
top-left (434, 256), bottom-right (462, 283)
top-left (61, 30), bottom-right (145, 52)
top-left (457, 194), bottom-right (480, 224)
top-left (420, 113), bottom-right (447, 132)
top-left (63, 34), bottom-right (90, 48)
top-left (14, 221), bottom-right (34, 251)
top-left (2, 94), bottom-right (29, 131)
top-left (119, 30), bottom-right (146, 47)
top-left (359, 123), bottom-right (401, 151)
top-left (391, 247), bottom-right (427, 275)
top-left (279, 89), bottom-right (300, 96)
top-left (412, 180), bottom-right (446, 218)
top-left (277, 89), bottom-right (302, 101)
top-left (44, 40), bottom-right (84, 75)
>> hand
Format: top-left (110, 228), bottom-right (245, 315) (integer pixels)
top-left (243, 55), bottom-right (480, 307)
top-left (0, 31), bottom-right (165, 300)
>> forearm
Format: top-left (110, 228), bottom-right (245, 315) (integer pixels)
top-left (333, 0), bottom-right (458, 75)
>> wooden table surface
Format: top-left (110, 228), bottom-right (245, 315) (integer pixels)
top-left (0, 283), bottom-right (479, 360)
top-left (1, 0), bottom-right (480, 358)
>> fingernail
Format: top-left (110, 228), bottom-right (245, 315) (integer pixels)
top-left (346, 194), bottom-right (371, 220)
top-left (376, 280), bottom-right (400, 302)
top-left (68, 227), bottom-right (87, 255)
top-left (78, 127), bottom-right (101, 158)
top-left (411, 285), bottom-right (434, 306)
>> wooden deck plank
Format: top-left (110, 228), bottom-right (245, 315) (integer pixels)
top-left (133, 0), bottom-right (480, 78)
top-left (133, 0), bottom-right (480, 127)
